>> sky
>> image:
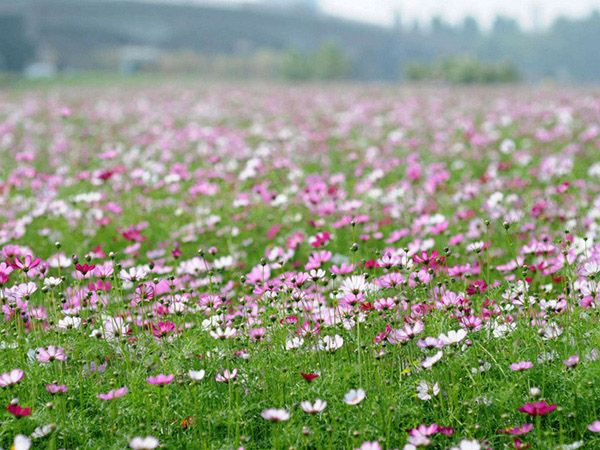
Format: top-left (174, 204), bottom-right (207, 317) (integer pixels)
top-left (195, 0), bottom-right (600, 29)
top-left (318, 0), bottom-right (600, 28)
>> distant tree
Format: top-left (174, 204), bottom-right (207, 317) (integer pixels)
top-left (312, 41), bottom-right (350, 80)
top-left (404, 56), bottom-right (520, 84)
top-left (281, 49), bottom-right (312, 80)
top-left (281, 42), bottom-right (350, 81)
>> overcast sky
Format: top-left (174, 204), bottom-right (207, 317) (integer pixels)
top-left (198, 0), bottom-right (600, 28)
top-left (319, 0), bottom-right (600, 28)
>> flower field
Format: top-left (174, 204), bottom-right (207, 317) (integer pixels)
top-left (0, 83), bottom-right (599, 449)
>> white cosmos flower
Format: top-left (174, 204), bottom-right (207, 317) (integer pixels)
top-left (343, 388), bottom-right (366, 405)
top-left (540, 322), bottom-right (563, 340)
top-left (285, 337), bottom-right (304, 350)
top-left (129, 436), bottom-right (159, 450)
top-left (31, 423), bottom-right (56, 439)
top-left (209, 327), bottom-right (236, 339)
top-left (101, 316), bottom-right (128, 341)
top-left (319, 335), bottom-right (344, 352)
top-left (188, 370), bottom-right (206, 382)
top-left (438, 329), bottom-right (467, 346)
top-left (119, 266), bottom-right (149, 283)
top-left (421, 351), bottom-right (444, 369)
top-left (451, 440), bottom-right (481, 450)
top-left (416, 380), bottom-right (440, 401)
top-left (340, 275), bottom-right (374, 296)
top-left (43, 277), bottom-right (63, 287)
top-left (300, 399), bottom-right (327, 414)
top-left (57, 316), bottom-right (82, 330)
top-left (12, 434), bottom-right (31, 450)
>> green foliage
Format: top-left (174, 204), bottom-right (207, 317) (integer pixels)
top-left (281, 41), bottom-right (351, 81)
top-left (405, 56), bottom-right (521, 84)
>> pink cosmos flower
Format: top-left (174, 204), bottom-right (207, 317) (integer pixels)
top-left (97, 386), bottom-right (128, 400)
top-left (261, 408), bottom-right (290, 422)
top-left (0, 369), bottom-right (24, 388)
top-left (0, 262), bottom-right (13, 284)
top-left (36, 346), bottom-right (67, 363)
top-left (46, 383), bottom-right (68, 394)
top-left (215, 369), bottom-right (238, 383)
top-left (588, 421), bottom-right (600, 432)
top-left (146, 374), bottom-right (174, 386)
top-left (518, 401), bottom-right (556, 416)
top-left (12, 255), bottom-right (41, 272)
top-left (563, 355), bottom-right (579, 368)
top-left (510, 361), bottom-right (533, 371)
top-left (499, 423), bottom-right (534, 435)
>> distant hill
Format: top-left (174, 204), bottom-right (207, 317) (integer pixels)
top-left (0, 0), bottom-right (399, 79)
top-left (2, 0), bottom-right (600, 81)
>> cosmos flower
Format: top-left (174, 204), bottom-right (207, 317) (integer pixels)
top-left (319, 335), bottom-right (344, 352)
top-left (510, 361), bottom-right (533, 371)
top-left (11, 434), bottom-right (31, 450)
top-left (261, 408), bottom-right (290, 422)
top-left (129, 436), bottom-right (159, 450)
top-left (421, 351), bottom-right (444, 369)
top-left (356, 442), bottom-right (382, 450)
top-left (0, 369), bottom-right (24, 388)
top-left (518, 401), bottom-right (556, 416)
top-left (7, 403), bottom-right (32, 418)
top-left (416, 380), bottom-right (440, 401)
top-left (36, 346), bottom-right (67, 363)
top-left (188, 370), bottom-right (206, 382)
top-left (499, 423), bottom-right (534, 435)
top-left (343, 388), bottom-right (366, 405)
top-left (215, 369), bottom-right (238, 383)
top-left (300, 399), bottom-right (327, 414)
top-left (97, 387), bottom-right (128, 400)
top-left (563, 355), bottom-right (579, 368)
top-left (450, 440), bottom-right (481, 450)
top-left (46, 383), bottom-right (68, 394)
top-left (31, 423), bottom-right (56, 439)
top-left (147, 374), bottom-right (174, 386)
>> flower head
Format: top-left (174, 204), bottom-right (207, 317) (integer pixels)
top-left (0, 369), bottom-right (24, 388)
top-left (146, 374), bottom-right (174, 386)
top-left (518, 401), bottom-right (556, 416)
top-left (343, 388), bottom-right (366, 405)
top-left (129, 436), bottom-right (159, 450)
top-left (261, 408), bottom-right (290, 422)
top-left (300, 399), bottom-right (327, 414)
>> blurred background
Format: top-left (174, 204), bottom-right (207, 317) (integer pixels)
top-left (1, 0), bottom-right (600, 84)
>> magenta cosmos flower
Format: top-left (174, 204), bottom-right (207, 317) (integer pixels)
top-left (36, 346), bottom-right (67, 363)
top-left (7, 403), bottom-right (32, 418)
top-left (97, 386), bottom-right (128, 400)
top-left (146, 374), bottom-right (174, 386)
top-left (0, 369), bottom-right (24, 388)
top-left (518, 401), bottom-right (556, 416)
